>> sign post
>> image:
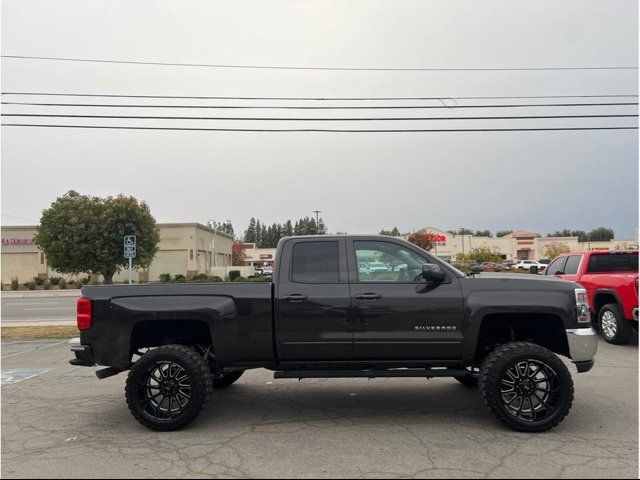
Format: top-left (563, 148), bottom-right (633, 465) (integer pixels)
top-left (124, 235), bottom-right (137, 284)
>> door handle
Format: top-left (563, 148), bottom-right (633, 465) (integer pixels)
top-left (355, 293), bottom-right (381, 300)
top-left (282, 294), bottom-right (307, 302)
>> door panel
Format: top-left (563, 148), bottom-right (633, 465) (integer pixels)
top-left (275, 238), bottom-right (352, 361)
top-left (348, 239), bottom-right (464, 361)
top-left (351, 282), bottom-right (464, 360)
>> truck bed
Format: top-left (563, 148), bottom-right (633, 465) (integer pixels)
top-left (80, 282), bottom-right (275, 369)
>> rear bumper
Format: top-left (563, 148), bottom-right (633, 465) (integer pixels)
top-left (68, 337), bottom-right (95, 367)
top-left (566, 328), bottom-right (597, 373)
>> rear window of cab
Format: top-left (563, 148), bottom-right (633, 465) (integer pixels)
top-left (587, 252), bottom-right (638, 273)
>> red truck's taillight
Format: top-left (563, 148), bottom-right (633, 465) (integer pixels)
top-left (77, 298), bottom-right (92, 331)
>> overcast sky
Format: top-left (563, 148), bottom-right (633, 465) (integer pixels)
top-left (1, 0), bottom-right (638, 238)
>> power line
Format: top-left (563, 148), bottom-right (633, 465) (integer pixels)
top-left (2, 113), bottom-right (636, 121)
top-left (2, 55), bottom-right (637, 72)
top-left (3, 101), bottom-right (637, 109)
top-left (3, 124), bottom-right (637, 133)
top-left (1, 91), bottom-right (638, 101)
top-left (1, 213), bottom-right (38, 222)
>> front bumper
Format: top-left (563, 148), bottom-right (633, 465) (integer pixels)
top-left (566, 327), bottom-right (598, 373)
top-left (68, 337), bottom-right (95, 367)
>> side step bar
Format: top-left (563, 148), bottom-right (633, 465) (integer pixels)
top-left (274, 369), bottom-right (468, 379)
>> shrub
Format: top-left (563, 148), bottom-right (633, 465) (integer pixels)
top-left (232, 276), bottom-right (247, 282)
top-left (27, 281), bottom-right (36, 290)
top-left (59, 279), bottom-right (67, 289)
top-left (44, 281), bottom-right (51, 290)
top-left (76, 281), bottom-right (83, 289)
top-left (228, 270), bottom-right (241, 282)
top-left (174, 274), bottom-right (187, 283)
top-left (50, 277), bottom-right (61, 285)
top-left (81, 277), bottom-right (90, 285)
top-left (248, 275), bottom-right (272, 282)
top-left (34, 277), bottom-right (45, 286)
top-left (10, 278), bottom-right (19, 290)
top-left (208, 275), bottom-right (223, 282)
top-left (192, 273), bottom-right (209, 282)
top-left (159, 273), bottom-right (172, 283)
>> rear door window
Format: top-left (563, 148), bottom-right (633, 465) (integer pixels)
top-left (587, 252), bottom-right (639, 272)
top-left (545, 257), bottom-right (567, 275)
top-left (563, 255), bottom-right (583, 275)
top-left (291, 241), bottom-right (341, 283)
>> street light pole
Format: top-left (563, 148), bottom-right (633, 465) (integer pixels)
top-left (313, 210), bottom-right (322, 234)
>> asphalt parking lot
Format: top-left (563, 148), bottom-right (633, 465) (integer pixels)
top-left (1, 339), bottom-right (637, 479)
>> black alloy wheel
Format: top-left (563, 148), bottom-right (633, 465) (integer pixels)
top-left (480, 342), bottom-right (574, 432)
top-left (126, 345), bottom-right (212, 431)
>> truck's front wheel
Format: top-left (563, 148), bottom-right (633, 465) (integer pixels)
top-left (125, 345), bottom-right (212, 431)
top-left (479, 342), bottom-right (574, 432)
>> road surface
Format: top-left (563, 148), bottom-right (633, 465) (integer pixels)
top-left (1, 296), bottom-right (76, 326)
top-left (1, 338), bottom-right (637, 478)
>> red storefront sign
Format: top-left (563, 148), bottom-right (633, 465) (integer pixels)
top-left (2, 237), bottom-right (35, 246)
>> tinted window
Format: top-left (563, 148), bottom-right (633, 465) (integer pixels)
top-left (587, 252), bottom-right (639, 273)
top-left (291, 241), bottom-right (340, 283)
top-left (563, 255), bottom-right (583, 275)
top-left (545, 257), bottom-right (567, 275)
top-left (354, 240), bottom-right (431, 283)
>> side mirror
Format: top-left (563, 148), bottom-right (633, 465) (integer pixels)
top-left (529, 265), bottom-right (539, 275)
top-left (422, 264), bottom-right (446, 283)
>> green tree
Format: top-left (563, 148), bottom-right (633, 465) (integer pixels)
top-left (447, 228), bottom-right (474, 236)
top-left (496, 230), bottom-right (513, 237)
top-left (547, 229), bottom-right (589, 242)
top-left (379, 227), bottom-right (402, 236)
top-left (244, 218), bottom-right (257, 243)
top-left (35, 191), bottom-right (160, 284)
top-left (543, 242), bottom-right (571, 259)
top-left (588, 227), bottom-right (614, 242)
top-left (474, 230), bottom-right (493, 237)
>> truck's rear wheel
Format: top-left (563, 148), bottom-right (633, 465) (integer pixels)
top-left (598, 303), bottom-right (632, 345)
top-left (126, 345), bottom-right (212, 431)
top-left (213, 370), bottom-right (244, 389)
top-left (479, 342), bottom-right (573, 432)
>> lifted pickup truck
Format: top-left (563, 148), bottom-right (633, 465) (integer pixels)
top-left (70, 235), bottom-right (597, 432)
top-left (545, 250), bottom-right (638, 344)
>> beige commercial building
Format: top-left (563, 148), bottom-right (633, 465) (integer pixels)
top-left (1, 223), bottom-right (233, 284)
top-left (238, 227), bottom-right (638, 265)
top-left (416, 227), bottom-right (638, 262)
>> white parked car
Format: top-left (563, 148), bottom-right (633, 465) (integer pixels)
top-left (511, 260), bottom-right (547, 271)
top-left (368, 262), bottom-right (391, 273)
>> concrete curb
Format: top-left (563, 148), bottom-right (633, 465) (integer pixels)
top-left (2, 321), bottom-right (76, 327)
top-left (1, 290), bottom-right (82, 299)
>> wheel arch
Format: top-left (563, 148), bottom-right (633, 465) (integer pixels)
top-left (469, 312), bottom-right (570, 365)
top-left (592, 289), bottom-right (622, 316)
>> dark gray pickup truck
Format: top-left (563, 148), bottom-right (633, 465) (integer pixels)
top-left (70, 235), bottom-right (597, 432)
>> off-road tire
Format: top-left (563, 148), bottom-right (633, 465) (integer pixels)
top-left (213, 370), bottom-right (245, 389)
top-left (479, 342), bottom-right (574, 432)
top-left (598, 303), bottom-right (633, 345)
top-left (126, 345), bottom-right (212, 431)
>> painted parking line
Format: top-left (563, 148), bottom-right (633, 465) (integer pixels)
top-left (1, 368), bottom-right (53, 385)
top-left (1, 340), bottom-right (69, 358)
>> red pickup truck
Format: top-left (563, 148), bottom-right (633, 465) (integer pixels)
top-left (545, 250), bottom-right (638, 344)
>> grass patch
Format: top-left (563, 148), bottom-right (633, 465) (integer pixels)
top-left (2, 326), bottom-right (79, 341)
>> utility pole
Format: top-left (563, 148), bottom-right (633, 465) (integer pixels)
top-left (313, 210), bottom-right (322, 234)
